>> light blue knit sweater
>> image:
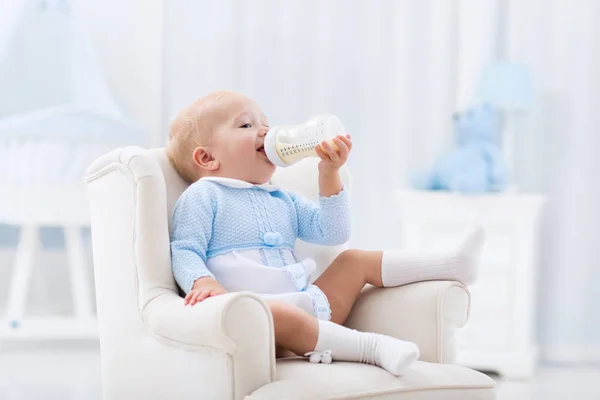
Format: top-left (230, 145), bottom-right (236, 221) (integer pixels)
top-left (170, 178), bottom-right (351, 293)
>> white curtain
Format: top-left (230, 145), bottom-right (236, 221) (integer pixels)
top-left (506, 0), bottom-right (600, 364)
top-left (164, 0), bottom-right (600, 364)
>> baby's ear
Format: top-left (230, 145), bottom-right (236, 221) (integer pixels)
top-left (193, 147), bottom-right (220, 171)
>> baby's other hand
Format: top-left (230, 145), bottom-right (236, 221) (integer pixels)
top-left (315, 134), bottom-right (352, 174)
top-left (185, 277), bottom-right (228, 306)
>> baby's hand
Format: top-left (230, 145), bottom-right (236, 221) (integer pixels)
top-left (315, 134), bottom-right (352, 174)
top-left (185, 277), bottom-right (228, 306)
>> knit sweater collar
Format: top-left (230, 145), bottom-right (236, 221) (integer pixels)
top-left (200, 176), bottom-right (280, 192)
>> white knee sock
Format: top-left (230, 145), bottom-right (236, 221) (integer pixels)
top-left (312, 320), bottom-right (419, 376)
top-left (381, 224), bottom-right (485, 287)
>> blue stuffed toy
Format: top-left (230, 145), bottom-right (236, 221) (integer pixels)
top-left (412, 103), bottom-right (508, 193)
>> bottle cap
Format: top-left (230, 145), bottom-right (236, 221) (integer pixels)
top-left (264, 127), bottom-right (289, 167)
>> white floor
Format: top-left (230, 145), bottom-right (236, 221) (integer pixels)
top-left (1, 349), bottom-right (600, 399)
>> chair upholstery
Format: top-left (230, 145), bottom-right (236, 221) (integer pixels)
top-left (85, 147), bottom-right (495, 400)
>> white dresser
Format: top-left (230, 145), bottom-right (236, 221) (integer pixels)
top-left (395, 189), bottom-right (545, 378)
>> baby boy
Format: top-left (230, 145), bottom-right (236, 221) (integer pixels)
top-left (168, 91), bottom-right (484, 375)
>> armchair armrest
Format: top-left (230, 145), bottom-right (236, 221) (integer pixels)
top-left (142, 291), bottom-right (276, 399)
top-left (86, 147), bottom-right (276, 399)
top-left (344, 281), bottom-right (469, 364)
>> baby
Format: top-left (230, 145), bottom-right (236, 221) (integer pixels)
top-left (168, 91), bottom-right (484, 376)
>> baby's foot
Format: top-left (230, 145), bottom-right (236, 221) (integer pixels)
top-left (453, 223), bottom-right (485, 285)
top-left (313, 320), bottom-right (419, 376)
top-left (371, 334), bottom-right (420, 376)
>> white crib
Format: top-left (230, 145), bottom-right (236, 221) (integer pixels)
top-left (0, 0), bottom-right (146, 345)
top-left (0, 123), bottom-right (140, 344)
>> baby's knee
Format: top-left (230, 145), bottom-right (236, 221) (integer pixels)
top-left (267, 300), bottom-right (299, 322)
top-left (267, 299), bottom-right (315, 331)
top-left (334, 249), bottom-right (364, 265)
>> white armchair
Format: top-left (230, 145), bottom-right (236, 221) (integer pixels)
top-left (85, 147), bottom-right (495, 400)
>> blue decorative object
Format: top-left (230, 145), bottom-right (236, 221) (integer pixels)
top-left (412, 103), bottom-right (509, 194)
top-left (263, 232), bottom-right (283, 247)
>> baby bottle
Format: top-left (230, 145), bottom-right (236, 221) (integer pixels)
top-left (264, 114), bottom-right (345, 167)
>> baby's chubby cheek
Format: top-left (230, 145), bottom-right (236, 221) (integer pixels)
top-left (227, 138), bottom-right (253, 158)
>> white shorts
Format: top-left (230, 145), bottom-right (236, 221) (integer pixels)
top-left (260, 284), bottom-right (331, 321)
top-left (207, 249), bottom-right (332, 321)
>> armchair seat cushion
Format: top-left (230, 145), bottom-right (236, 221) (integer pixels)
top-left (247, 360), bottom-right (495, 400)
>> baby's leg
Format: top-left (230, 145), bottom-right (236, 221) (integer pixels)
top-left (268, 301), bottom-right (318, 355)
top-left (314, 224), bottom-right (484, 324)
top-left (313, 250), bottom-right (383, 324)
top-left (268, 301), bottom-right (418, 376)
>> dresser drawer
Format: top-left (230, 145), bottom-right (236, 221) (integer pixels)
top-left (457, 275), bottom-right (512, 351)
top-left (457, 302), bottom-right (511, 350)
top-left (469, 274), bottom-right (512, 307)
top-left (479, 227), bottom-right (516, 267)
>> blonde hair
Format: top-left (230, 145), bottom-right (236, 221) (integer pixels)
top-left (166, 91), bottom-right (236, 183)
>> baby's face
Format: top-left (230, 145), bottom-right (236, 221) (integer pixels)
top-left (210, 94), bottom-right (275, 184)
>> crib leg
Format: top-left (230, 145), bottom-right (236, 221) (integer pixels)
top-left (6, 225), bottom-right (39, 329)
top-left (64, 226), bottom-right (93, 319)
